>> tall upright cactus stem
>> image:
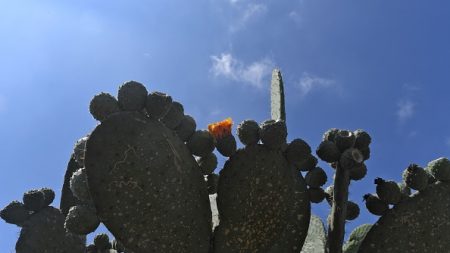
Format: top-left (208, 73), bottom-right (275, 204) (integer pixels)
top-left (271, 69), bottom-right (286, 122)
top-left (328, 163), bottom-right (350, 253)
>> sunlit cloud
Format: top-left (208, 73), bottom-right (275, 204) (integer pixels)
top-left (297, 72), bottom-right (336, 96)
top-left (210, 53), bottom-right (274, 88)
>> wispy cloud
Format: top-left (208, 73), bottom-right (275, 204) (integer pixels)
top-left (288, 11), bottom-right (302, 26)
top-left (397, 99), bottom-right (415, 122)
top-left (210, 53), bottom-right (274, 88)
top-left (297, 72), bottom-right (336, 96)
top-left (229, 3), bottom-right (267, 32)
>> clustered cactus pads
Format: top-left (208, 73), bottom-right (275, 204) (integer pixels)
top-left (359, 158), bottom-right (450, 252)
top-left (0, 189), bottom-right (85, 253)
top-left (213, 119), bottom-right (310, 253)
top-left (84, 81), bottom-right (212, 253)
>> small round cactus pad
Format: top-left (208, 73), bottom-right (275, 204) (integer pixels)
top-left (358, 181), bottom-right (450, 253)
top-left (214, 144), bottom-right (310, 253)
top-left (16, 206), bottom-right (85, 253)
top-left (85, 112), bottom-right (211, 253)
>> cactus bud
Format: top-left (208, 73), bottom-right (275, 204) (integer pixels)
top-left (363, 194), bottom-right (388, 216)
top-left (94, 233), bottom-right (112, 250)
top-left (89, 92), bottom-right (120, 121)
top-left (208, 118), bottom-right (236, 157)
top-left (340, 148), bottom-right (363, 170)
top-left (334, 130), bottom-right (356, 152)
top-left (215, 134), bottom-right (237, 157)
top-left (298, 155), bottom-right (318, 172)
top-left (346, 201), bottom-right (360, 220)
top-left (305, 167), bottom-right (327, 188)
top-left (64, 205), bottom-right (100, 235)
top-left (353, 129), bottom-right (371, 149)
top-left (349, 163), bottom-right (367, 181)
top-left (374, 178), bottom-right (401, 205)
top-left (23, 190), bottom-right (45, 212)
top-left (197, 153), bottom-right (218, 175)
top-left (402, 164), bottom-right (429, 191)
top-left (117, 81), bottom-right (148, 111)
top-left (426, 157), bottom-right (450, 181)
top-left (259, 119), bottom-right (287, 149)
top-left (322, 128), bottom-right (339, 142)
top-left (175, 115), bottom-right (196, 142)
top-left (237, 119), bottom-right (260, 146)
top-left (308, 187), bottom-right (326, 203)
top-left (316, 140), bottom-right (340, 163)
top-left (286, 138), bottom-right (312, 168)
top-left (187, 130), bottom-right (215, 157)
top-left (40, 188), bottom-right (55, 207)
top-left (0, 201), bottom-right (31, 226)
top-left (161, 101), bottom-right (184, 129)
top-left (145, 91), bottom-right (173, 119)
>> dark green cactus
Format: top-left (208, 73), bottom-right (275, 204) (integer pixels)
top-left (300, 214), bottom-right (326, 253)
top-left (1, 189), bottom-right (85, 253)
top-left (343, 224), bottom-right (372, 253)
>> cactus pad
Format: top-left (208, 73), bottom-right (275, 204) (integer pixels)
top-left (358, 181), bottom-right (450, 252)
top-left (214, 143), bottom-right (310, 252)
top-left (343, 224), bottom-right (372, 253)
top-left (85, 111), bottom-right (211, 253)
top-left (300, 214), bottom-right (326, 253)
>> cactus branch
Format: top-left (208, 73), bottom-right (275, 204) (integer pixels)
top-left (328, 162), bottom-right (350, 253)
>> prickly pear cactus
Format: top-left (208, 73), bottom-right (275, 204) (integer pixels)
top-left (359, 159), bottom-right (450, 253)
top-left (0, 188), bottom-right (85, 253)
top-left (84, 81), bottom-right (212, 253)
top-left (301, 214), bottom-right (326, 253)
top-left (212, 119), bottom-right (311, 253)
top-left (342, 224), bottom-right (372, 253)
top-left (61, 155), bottom-right (84, 216)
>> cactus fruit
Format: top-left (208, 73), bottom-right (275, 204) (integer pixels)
top-left (64, 205), bottom-right (99, 235)
top-left (316, 140), bottom-right (340, 163)
top-left (358, 181), bottom-right (450, 253)
top-left (363, 194), bottom-right (388, 216)
top-left (69, 168), bottom-right (92, 203)
top-left (346, 201), bottom-right (360, 221)
top-left (426, 157), bottom-right (450, 181)
top-left (187, 130), bottom-right (215, 157)
top-left (236, 119), bottom-right (260, 145)
top-left (353, 129), bottom-right (371, 150)
top-left (334, 130), bottom-right (356, 152)
top-left (85, 84), bottom-right (212, 253)
top-left (214, 135), bottom-right (237, 157)
top-left (175, 115), bottom-right (196, 142)
top-left (117, 81), bottom-right (148, 111)
top-left (161, 101), bottom-right (184, 129)
top-left (89, 93), bottom-right (120, 122)
top-left (308, 187), bottom-right (326, 203)
top-left (23, 189), bottom-right (45, 212)
top-left (305, 167), bottom-right (328, 188)
top-left (0, 201), bottom-right (31, 226)
top-left (374, 178), bottom-right (401, 205)
top-left (339, 148), bottom-right (363, 170)
top-left (145, 91), bottom-right (173, 119)
top-left (299, 155), bottom-right (319, 172)
top-left (286, 138), bottom-right (313, 169)
top-left (214, 132), bottom-right (310, 252)
top-left (359, 147), bottom-right (370, 161)
top-left (197, 152), bottom-right (218, 175)
top-left (41, 188), bottom-right (55, 207)
top-left (342, 224), bottom-right (372, 253)
top-left (349, 163), bottom-right (367, 181)
top-left (94, 233), bottom-right (112, 250)
top-left (259, 119), bottom-right (287, 149)
top-left (300, 214), bottom-right (327, 253)
top-left (322, 128), bottom-right (339, 142)
top-left (402, 164), bottom-right (429, 191)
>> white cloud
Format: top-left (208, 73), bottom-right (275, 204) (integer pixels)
top-left (289, 11), bottom-right (302, 25)
top-left (229, 3), bottom-right (267, 32)
top-left (397, 99), bottom-right (415, 122)
top-left (210, 53), bottom-right (274, 88)
top-left (297, 72), bottom-right (336, 96)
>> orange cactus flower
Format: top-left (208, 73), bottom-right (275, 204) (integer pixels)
top-left (208, 117), bottom-right (233, 139)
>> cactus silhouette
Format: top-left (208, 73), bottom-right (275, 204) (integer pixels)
top-left (3, 70), bottom-right (450, 252)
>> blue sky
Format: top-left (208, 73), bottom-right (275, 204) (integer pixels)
top-left (1, 0), bottom-right (450, 251)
